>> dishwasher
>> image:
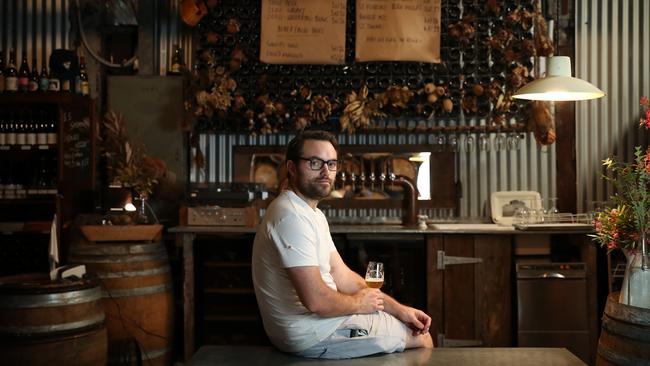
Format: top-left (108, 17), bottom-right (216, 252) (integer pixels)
top-left (516, 262), bottom-right (589, 363)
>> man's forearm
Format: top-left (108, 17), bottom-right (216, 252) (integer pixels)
top-left (382, 293), bottom-right (406, 318)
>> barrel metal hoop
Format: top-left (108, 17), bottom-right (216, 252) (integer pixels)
top-left (598, 343), bottom-right (649, 366)
top-left (602, 316), bottom-right (650, 342)
top-left (94, 265), bottom-right (171, 279)
top-left (102, 283), bottom-right (172, 298)
top-left (71, 243), bottom-right (165, 256)
top-left (604, 297), bottom-right (650, 327)
top-left (68, 250), bottom-right (168, 264)
top-left (0, 313), bottom-right (105, 336)
top-left (0, 287), bottom-right (102, 308)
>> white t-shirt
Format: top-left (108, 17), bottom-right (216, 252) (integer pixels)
top-left (252, 190), bottom-right (346, 353)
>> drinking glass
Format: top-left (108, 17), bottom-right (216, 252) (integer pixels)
top-left (365, 261), bottom-right (384, 289)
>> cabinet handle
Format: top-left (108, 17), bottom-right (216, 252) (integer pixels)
top-left (436, 250), bottom-right (483, 270)
top-left (437, 333), bottom-right (483, 347)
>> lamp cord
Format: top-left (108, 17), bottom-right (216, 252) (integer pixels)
top-left (74, 0), bottom-right (139, 68)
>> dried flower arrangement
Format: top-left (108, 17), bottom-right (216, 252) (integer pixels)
top-left (185, 0), bottom-right (554, 141)
top-left (99, 110), bottom-right (168, 198)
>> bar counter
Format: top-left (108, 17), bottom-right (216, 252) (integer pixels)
top-left (170, 224), bottom-right (597, 362)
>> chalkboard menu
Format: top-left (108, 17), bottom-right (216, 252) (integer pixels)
top-left (191, 0), bottom-right (550, 135)
top-left (58, 95), bottom-right (96, 225)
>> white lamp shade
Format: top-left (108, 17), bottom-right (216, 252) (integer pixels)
top-left (513, 56), bottom-right (605, 101)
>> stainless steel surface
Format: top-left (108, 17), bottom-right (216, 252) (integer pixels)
top-left (517, 263), bottom-right (590, 364)
top-left (576, 0), bottom-right (650, 212)
top-left (169, 224), bottom-right (596, 235)
top-left (188, 346), bottom-right (586, 366)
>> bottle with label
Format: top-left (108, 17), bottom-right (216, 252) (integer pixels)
top-left (0, 112), bottom-right (6, 146)
top-left (5, 50), bottom-right (18, 92)
top-left (15, 113), bottom-right (26, 146)
top-left (18, 52), bottom-right (30, 92)
top-left (169, 45), bottom-right (182, 75)
top-left (6, 112), bottom-right (16, 145)
top-left (36, 111), bottom-right (47, 146)
top-left (25, 112), bottom-right (37, 146)
top-left (28, 58), bottom-right (39, 92)
top-left (47, 118), bottom-right (57, 145)
top-left (0, 50), bottom-right (5, 93)
top-left (38, 62), bottom-right (49, 92)
top-left (77, 56), bottom-right (89, 95)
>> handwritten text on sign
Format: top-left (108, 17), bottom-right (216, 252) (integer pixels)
top-left (356, 0), bottom-right (441, 62)
top-left (63, 113), bottom-right (91, 169)
top-left (260, 0), bottom-right (347, 64)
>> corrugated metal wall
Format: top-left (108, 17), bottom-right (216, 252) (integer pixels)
top-left (0, 0), bottom-right (192, 77)
top-left (0, 0), bottom-right (71, 69)
top-left (576, 0), bottom-right (650, 213)
top-left (151, 0), bottom-right (193, 76)
top-left (191, 127), bottom-right (556, 220)
top-left (1, 1), bottom-right (558, 220)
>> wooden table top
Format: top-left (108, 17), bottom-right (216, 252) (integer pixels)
top-left (187, 346), bottom-right (586, 366)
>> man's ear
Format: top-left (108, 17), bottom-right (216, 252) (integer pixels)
top-left (286, 159), bottom-right (296, 178)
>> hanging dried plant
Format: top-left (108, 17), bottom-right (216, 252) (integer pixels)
top-left (99, 110), bottom-right (166, 197)
top-left (339, 85), bottom-right (385, 133)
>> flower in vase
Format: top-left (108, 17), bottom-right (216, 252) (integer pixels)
top-left (590, 96), bottom-right (650, 252)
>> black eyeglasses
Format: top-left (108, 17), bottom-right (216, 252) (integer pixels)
top-left (299, 157), bottom-right (338, 171)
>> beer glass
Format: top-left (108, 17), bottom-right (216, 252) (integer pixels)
top-left (365, 261), bottom-right (384, 289)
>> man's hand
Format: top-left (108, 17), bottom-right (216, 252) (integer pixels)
top-left (354, 288), bottom-right (384, 313)
top-left (396, 306), bottom-right (431, 336)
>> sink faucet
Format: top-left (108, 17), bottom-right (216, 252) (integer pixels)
top-left (391, 175), bottom-right (418, 227)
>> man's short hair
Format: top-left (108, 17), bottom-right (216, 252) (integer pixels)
top-left (286, 130), bottom-right (339, 164)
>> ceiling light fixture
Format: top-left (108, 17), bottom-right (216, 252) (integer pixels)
top-left (513, 56), bottom-right (605, 101)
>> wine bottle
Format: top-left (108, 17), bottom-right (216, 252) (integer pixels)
top-left (0, 112), bottom-right (6, 146)
top-left (36, 111), bottom-right (47, 145)
top-left (15, 113), bottom-right (26, 146)
top-left (18, 51), bottom-right (30, 92)
top-left (47, 117), bottom-right (57, 145)
top-left (25, 112), bottom-right (37, 146)
top-left (38, 61), bottom-right (49, 92)
top-left (78, 56), bottom-right (89, 95)
top-left (5, 50), bottom-right (18, 92)
top-left (6, 113), bottom-right (16, 145)
top-left (168, 45), bottom-right (182, 75)
top-left (28, 58), bottom-right (39, 92)
top-left (0, 50), bottom-right (5, 93)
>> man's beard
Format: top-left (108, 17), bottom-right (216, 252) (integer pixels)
top-left (296, 173), bottom-right (333, 201)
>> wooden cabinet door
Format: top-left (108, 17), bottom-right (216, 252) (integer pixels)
top-left (427, 234), bottom-right (512, 347)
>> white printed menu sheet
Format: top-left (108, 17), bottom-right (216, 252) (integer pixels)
top-left (356, 0), bottom-right (441, 63)
top-left (260, 0), bottom-right (347, 64)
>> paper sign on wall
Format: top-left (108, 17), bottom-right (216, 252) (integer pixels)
top-left (260, 0), bottom-right (347, 64)
top-left (356, 0), bottom-right (441, 63)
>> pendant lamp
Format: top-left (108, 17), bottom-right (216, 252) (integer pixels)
top-left (513, 56), bottom-right (605, 101)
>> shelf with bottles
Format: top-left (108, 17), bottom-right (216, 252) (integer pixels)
top-left (0, 152), bottom-right (58, 200)
top-left (0, 220), bottom-right (52, 234)
top-left (0, 48), bottom-right (90, 95)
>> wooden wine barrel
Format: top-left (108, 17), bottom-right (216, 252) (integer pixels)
top-left (69, 238), bottom-right (174, 366)
top-left (596, 292), bottom-right (650, 365)
top-left (0, 273), bottom-right (107, 366)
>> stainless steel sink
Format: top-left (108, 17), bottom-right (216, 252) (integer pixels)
top-left (428, 223), bottom-right (514, 231)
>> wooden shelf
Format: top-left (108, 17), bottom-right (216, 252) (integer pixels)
top-left (0, 197), bottom-right (57, 205)
top-left (0, 221), bottom-right (51, 234)
top-left (204, 288), bottom-right (254, 295)
top-left (203, 261), bottom-right (251, 268)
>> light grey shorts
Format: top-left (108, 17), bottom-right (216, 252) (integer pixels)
top-left (296, 311), bottom-right (410, 359)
